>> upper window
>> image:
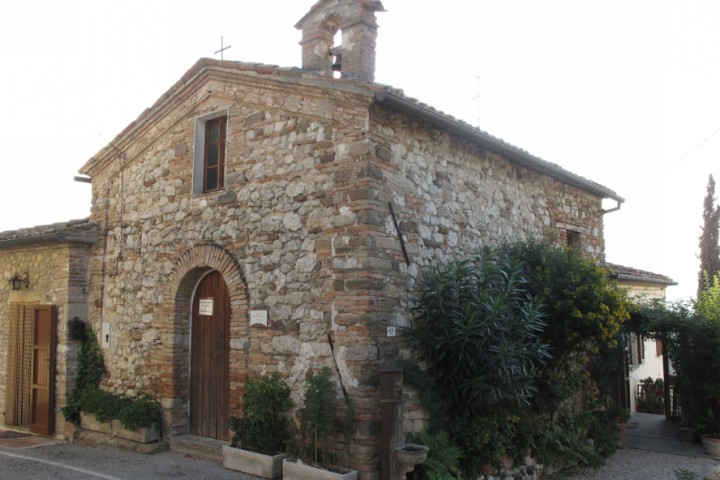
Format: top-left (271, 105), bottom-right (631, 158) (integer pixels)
top-left (566, 230), bottom-right (581, 250)
top-left (193, 111), bottom-right (228, 195)
top-left (204, 116), bottom-right (226, 192)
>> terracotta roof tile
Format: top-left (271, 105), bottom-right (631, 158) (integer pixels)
top-left (0, 218), bottom-right (97, 246)
top-left (606, 262), bottom-right (677, 286)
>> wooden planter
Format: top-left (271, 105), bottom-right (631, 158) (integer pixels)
top-left (111, 420), bottom-right (160, 444)
top-left (223, 445), bottom-right (289, 479)
top-left (283, 458), bottom-right (357, 480)
top-left (701, 435), bottom-right (720, 458)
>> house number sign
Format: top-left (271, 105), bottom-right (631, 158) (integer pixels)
top-left (199, 298), bottom-right (214, 316)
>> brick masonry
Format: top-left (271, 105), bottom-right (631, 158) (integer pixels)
top-left (74, 56), bottom-right (609, 478)
top-left (0, 2), bottom-right (616, 476)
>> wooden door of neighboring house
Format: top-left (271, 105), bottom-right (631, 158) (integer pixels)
top-left (190, 271), bottom-right (230, 441)
top-left (29, 305), bottom-right (56, 434)
top-left (5, 304), bottom-right (56, 435)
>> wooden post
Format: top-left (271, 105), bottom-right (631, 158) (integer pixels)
top-left (379, 365), bottom-right (403, 480)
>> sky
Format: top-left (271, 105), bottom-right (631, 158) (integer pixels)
top-left (1, 0), bottom-right (719, 302)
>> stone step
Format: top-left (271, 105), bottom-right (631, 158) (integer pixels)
top-left (170, 434), bottom-right (225, 463)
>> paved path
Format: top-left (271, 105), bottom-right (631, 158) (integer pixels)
top-left (0, 439), bottom-right (254, 480)
top-left (1, 413), bottom-right (719, 480)
top-left (563, 413), bottom-right (720, 480)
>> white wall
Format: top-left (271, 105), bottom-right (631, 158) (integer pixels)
top-left (622, 281), bottom-right (668, 413)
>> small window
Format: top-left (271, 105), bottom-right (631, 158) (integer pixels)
top-left (630, 333), bottom-right (645, 365)
top-left (566, 230), bottom-right (581, 250)
top-left (204, 116), bottom-right (226, 192)
top-left (193, 111), bottom-right (228, 195)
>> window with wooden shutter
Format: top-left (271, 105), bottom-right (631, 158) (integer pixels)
top-left (203, 116), bottom-right (226, 192)
top-left (192, 110), bottom-right (229, 195)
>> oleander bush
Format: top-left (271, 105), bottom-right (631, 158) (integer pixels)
top-left (404, 241), bottom-right (632, 477)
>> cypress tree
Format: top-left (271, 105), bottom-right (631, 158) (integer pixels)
top-left (698, 174), bottom-right (720, 296)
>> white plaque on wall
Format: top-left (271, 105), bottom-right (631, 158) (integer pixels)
top-left (199, 298), bottom-right (214, 316)
top-left (250, 310), bottom-right (268, 327)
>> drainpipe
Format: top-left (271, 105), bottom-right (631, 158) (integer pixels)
top-left (600, 198), bottom-right (623, 214)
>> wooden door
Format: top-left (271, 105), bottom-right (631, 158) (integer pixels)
top-left (29, 305), bottom-right (56, 435)
top-left (190, 271), bottom-right (230, 440)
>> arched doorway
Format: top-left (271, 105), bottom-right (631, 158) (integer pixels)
top-left (190, 270), bottom-right (230, 440)
top-left (162, 244), bottom-right (248, 439)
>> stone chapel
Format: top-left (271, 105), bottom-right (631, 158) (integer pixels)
top-left (0, 0), bottom-right (626, 478)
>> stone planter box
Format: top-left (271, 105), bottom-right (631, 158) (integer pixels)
top-left (80, 413), bottom-right (112, 434)
top-left (283, 458), bottom-right (357, 480)
top-left (111, 420), bottom-right (160, 444)
top-left (223, 445), bottom-right (289, 479)
top-left (64, 421), bottom-right (79, 442)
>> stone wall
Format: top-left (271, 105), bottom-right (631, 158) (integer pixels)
top-left (81, 61), bottom-right (609, 479)
top-left (82, 67), bottom-right (382, 454)
top-left (0, 231), bottom-right (93, 436)
top-left (368, 103), bottom-right (605, 328)
top-left (316, 104), bottom-right (607, 440)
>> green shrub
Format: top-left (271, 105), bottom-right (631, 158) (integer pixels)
top-left (117, 395), bottom-right (162, 430)
top-left (502, 240), bottom-right (631, 361)
top-left (454, 413), bottom-right (510, 473)
top-left (606, 401), bottom-right (630, 423)
top-left (297, 367), bottom-right (353, 468)
top-left (405, 247), bottom-right (550, 416)
top-left (229, 374), bottom-right (293, 454)
top-left (586, 411), bottom-right (619, 458)
top-left (60, 328), bottom-right (104, 425)
top-left (534, 413), bottom-right (600, 468)
top-left (696, 406), bottom-right (720, 438)
top-left (78, 387), bottom-right (118, 423)
top-left (76, 388), bottom-right (161, 429)
top-left (404, 241), bottom-right (632, 477)
top-left (407, 430), bottom-right (462, 480)
top-left (633, 300), bottom-right (720, 428)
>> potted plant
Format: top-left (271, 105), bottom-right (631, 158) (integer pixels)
top-left (78, 387), bottom-right (117, 434)
top-left (223, 374), bottom-right (293, 479)
top-left (112, 394), bottom-right (162, 443)
top-left (283, 367), bottom-right (356, 480)
top-left (455, 414), bottom-right (505, 477)
top-left (60, 326), bottom-right (105, 436)
top-left (607, 402), bottom-right (631, 445)
top-left (696, 407), bottom-right (720, 458)
top-left (514, 410), bottom-right (547, 466)
top-left (76, 388), bottom-right (162, 443)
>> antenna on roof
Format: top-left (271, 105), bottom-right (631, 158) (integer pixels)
top-left (474, 76), bottom-right (481, 129)
top-left (215, 36), bottom-right (232, 60)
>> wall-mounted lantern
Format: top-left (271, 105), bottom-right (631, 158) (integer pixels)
top-left (9, 272), bottom-right (29, 291)
top-left (68, 317), bottom-right (87, 341)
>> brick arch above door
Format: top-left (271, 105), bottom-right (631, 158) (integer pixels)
top-left (156, 243), bottom-right (249, 436)
top-left (166, 243), bottom-right (248, 306)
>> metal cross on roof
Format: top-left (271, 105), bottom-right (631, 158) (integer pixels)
top-left (215, 36), bottom-right (232, 60)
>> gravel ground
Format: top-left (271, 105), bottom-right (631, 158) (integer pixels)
top-left (0, 442), bottom-right (255, 480)
top-left (2, 440), bottom-right (719, 480)
top-left (557, 448), bottom-right (720, 480)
